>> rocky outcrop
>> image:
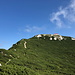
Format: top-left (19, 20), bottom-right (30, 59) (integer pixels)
top-left (71, 37), bottom-right (75, 40)
top-left (35, 34), bottom-right (64, 41)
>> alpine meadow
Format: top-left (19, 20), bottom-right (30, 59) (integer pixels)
top-left (0, 34), bottom-right (75, 75)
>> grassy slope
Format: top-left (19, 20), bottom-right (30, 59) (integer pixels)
top-left (0, 36), bottom-right (75, 75)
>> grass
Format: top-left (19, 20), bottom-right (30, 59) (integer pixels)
top-left (0, 35), bottom-right (75, 75)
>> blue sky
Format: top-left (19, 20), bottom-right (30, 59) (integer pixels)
top-left (0, 0), bottom-right (75, 49)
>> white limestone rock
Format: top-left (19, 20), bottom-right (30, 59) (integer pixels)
top-left (54, 37), bottom-right (57, 40)
top-left (71, 37), bottom-right (75, 40)
top-left (50, 38), bottom-right (52, 40)
top-left (4, 54), bottom-right (7, 56)
top-left (36, 34), bottom-right (42, 38)
top-left (14, 49), bottom-right (16, 51)
top-left (0, 63), bottom-right (2, 66)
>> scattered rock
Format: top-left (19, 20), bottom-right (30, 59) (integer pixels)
top-left (36, 34), bottom-right (42, 38)
top-left (50, 38), bottom-right (52, 40)
top-left (14, 49), bottom-right (16, 51)
top-left (9, 55), bottom-right (13, 57)
top-left (0, 63), bottom-right (2, 66)
top-left (9, 59), bottom-right (11, 61)
top-left (71, 37), bottom-right (75, 40)
top-left (4, 54), bottom-right (7, 56)
top-left (35, 34), bottom-right (65, 41)
top-left (54, 37), bottom-right (57, 40)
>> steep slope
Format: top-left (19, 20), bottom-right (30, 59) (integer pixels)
top-left (0, 34), bottom-right (75, 75)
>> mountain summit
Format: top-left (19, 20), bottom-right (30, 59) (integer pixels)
top-left (0, 34), bottom-right (75, 75)
top-left (34, 34), bottom-right (75, 41)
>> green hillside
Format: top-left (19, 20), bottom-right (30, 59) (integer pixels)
top-left (0, 34), bottom-right (75, 75)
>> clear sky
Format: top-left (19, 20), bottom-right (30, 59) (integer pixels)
top-left (0, 0), bottom-right (75, 49)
